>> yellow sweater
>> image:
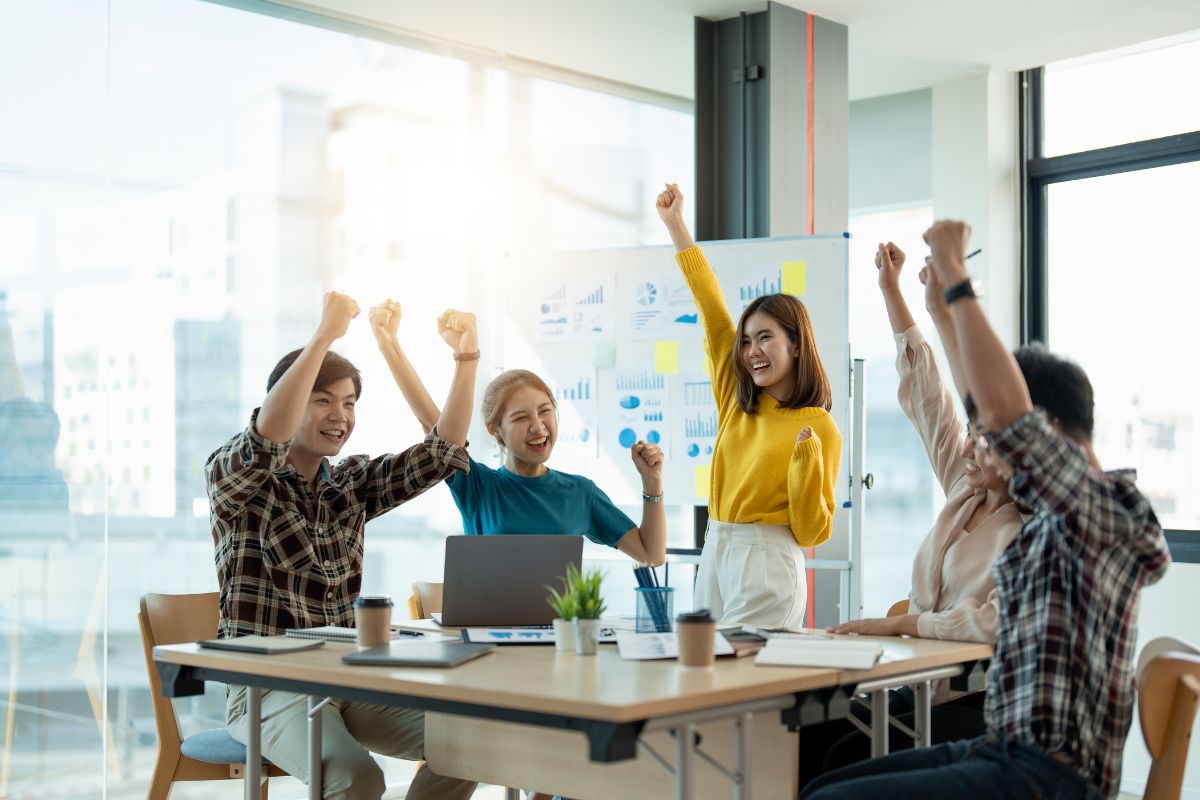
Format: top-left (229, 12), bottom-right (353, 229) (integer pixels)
top-left (677, 246), bottom-right (842, 547)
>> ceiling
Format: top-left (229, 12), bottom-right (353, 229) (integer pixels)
top-left (266, 0), bottom-right (1200, 100)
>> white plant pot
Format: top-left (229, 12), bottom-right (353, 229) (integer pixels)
top-left (574, 618), bottom-right (600, 655)
top-left (552, 618), bottom-right (575, 653)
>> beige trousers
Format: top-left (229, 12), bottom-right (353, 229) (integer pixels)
top-left (226, 685), bottom-right (477, 800)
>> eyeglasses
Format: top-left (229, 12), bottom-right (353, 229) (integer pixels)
top-left (964, 424), bottom-right (990, 450)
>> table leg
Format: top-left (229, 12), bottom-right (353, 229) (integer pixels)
top-left (870, 690), bottom-right (888, 758)
top-left (245, 687), bottom-right (261, 800)
top-left (503, 789), bottom-right (521, 800)
top-left (734, 712), bottom-right (752, 800)
top-left (308, 696), bottom-right (324, 800)
top-left (675, 722), bottom-right (695, 800)
top-left (913, 681), bottom-right (931, 748)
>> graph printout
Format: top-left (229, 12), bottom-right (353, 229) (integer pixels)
top-left (611, 369), bottom-right (670, 454)
top-left (627, 271), bottom-right (702, 340)
top-left (545, 364), bottom-right (599, 458)
top-left (535, 275), bottom-right (616, 342)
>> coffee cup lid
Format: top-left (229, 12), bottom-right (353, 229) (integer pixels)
top-left (677, 608), bottom-right (713, 623)
top-left (353, 595), bottom-right (393, 609)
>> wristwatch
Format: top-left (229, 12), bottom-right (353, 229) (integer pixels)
top-left (943, 277), bottom-right (982, 305)
top-left (642, 491), bottom-right (664, 503)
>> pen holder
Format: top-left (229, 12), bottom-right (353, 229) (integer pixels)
top-left (635, 587), bottom-right (674, 633)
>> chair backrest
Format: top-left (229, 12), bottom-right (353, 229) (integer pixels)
top-left (410, 581), bottom-right (443, 620)
top-left (1137, 636), bottom-right (1200, 800)
top-left (138, 592), bottom-right (221, 753)
top-left (886, 598), bottom-right (910, 618)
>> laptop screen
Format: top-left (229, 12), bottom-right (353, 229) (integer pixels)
top-left (440, 534), bottom-right (585, 626)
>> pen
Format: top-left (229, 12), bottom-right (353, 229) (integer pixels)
top-left (965, 248), bottom-right (982, 260)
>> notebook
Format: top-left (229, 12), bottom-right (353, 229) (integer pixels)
top-left (341, 641), bottom-right (495, 668)
top-left (284, 626), bottom-right (415, 643)
top-left (197, 636), bottom-right (325, 655)
top-left (754, 638), bottom-right (882, 669)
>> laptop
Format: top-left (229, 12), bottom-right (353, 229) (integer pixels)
top-left (436, 534), bottom-right (584, 626)
top-left (342, 641), bottom-right (494, 668)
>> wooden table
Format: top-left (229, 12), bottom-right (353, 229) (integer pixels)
top-left (153, 633), bottom-right (990, 800)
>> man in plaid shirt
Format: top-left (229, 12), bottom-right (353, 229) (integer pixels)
top-left (208, 291), bottom-right (481, 800)
top-left (805, 221), bottom-right (1170, 800)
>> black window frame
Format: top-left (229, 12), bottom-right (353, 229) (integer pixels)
top-left (1019, 65), bottom-right (1200, 559)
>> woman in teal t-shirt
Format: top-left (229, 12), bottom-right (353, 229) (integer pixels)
top-left (370, 300), bottom-right (667, 564)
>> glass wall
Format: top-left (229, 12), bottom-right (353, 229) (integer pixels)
top-left (847, 206), bottom-right (941, 617)
top-left (0, 1), bottom-right (692, 796)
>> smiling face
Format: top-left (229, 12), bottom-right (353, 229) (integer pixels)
top-left (490, 384), bottom-right (557, 473)
top-left (291, 377), bottom-right (357, 461)
top-left (739, 311), bottom-right (800, 400)
top-left (960, 422), bottom-right (1009, 492)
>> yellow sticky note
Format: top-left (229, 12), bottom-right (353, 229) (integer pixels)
top-left (782, 261), bottom-right (807, 296)
top-left (655, 340), bottom-right (679, 374)
top-left (694, 464), bottom-right (711, 500)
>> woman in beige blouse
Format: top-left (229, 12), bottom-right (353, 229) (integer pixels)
top-left (829, 241), bottom-right (1023, 642)
top-left (800, 241), bottom-right (1024, 784)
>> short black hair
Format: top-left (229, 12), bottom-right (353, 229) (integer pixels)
top-left (1014, 343), bottom-right (1094, 440)
top-left (267, 349), bottom-right (362, 399)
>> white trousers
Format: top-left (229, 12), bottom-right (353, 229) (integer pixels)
top-left (693, 521), bottom-right (807, 627)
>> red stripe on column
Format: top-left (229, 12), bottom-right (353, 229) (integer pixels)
top-left (805, 12), bottom-right (817, 629)
top-left (805, 12), bottom-right (815, 237)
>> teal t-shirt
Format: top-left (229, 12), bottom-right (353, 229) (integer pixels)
top-left (447, 456), bottom-right (635, 548)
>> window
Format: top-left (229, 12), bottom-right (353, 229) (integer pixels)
top-left (1024, 36), bottom-right (1200, 534)
top-left (848, 205), bottom-right (942, 617)
top-left (0, 1), bottom-right (691, 795)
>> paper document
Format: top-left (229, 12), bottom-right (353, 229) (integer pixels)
top-left (754, 638), bottom-right (882, 669)
top-left (615, 630), bottom-right (735, 660)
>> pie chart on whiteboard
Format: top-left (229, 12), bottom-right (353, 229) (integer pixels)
top-left (636, 282), bottom-right (658, 306)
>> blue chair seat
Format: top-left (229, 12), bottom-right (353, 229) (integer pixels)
top-left (180, 728), bottom-right (273, 766)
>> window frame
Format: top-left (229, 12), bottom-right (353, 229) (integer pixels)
top-left (1019, 65), bottom-right (1200, 554)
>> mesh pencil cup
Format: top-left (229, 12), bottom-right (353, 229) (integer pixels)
top-left (635, 587), bottom-right (674, 633)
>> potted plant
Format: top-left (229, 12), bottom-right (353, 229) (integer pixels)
top-left (546, 574), bottom-right (578, 653)
top-left (568, 564), bottom-right (606, 656)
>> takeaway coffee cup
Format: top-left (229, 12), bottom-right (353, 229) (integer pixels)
top-left (353, 595), bottom-right (394, 648)
top-left (676, 609), bottom-right (716, 668)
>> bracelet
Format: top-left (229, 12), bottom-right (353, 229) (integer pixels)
top-left (642, 491), bottom-right (664, 503)
top-left (453, 351), bottom-right (481, 362)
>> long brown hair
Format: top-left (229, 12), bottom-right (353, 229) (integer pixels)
top-left (733, 294), bottom-right (831, 414)
top-left (480, 369), bottom-right (556, 444)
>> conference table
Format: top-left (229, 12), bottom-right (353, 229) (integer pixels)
top-left (153, 629), bottom-right (990, 800)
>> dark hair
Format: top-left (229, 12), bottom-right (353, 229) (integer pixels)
top-left (267, 349), bottom-right (362, 399)
top-left (733, 294), bottom-right (831, 414)
top-left (1013, 343), bottom-right (1094, 440)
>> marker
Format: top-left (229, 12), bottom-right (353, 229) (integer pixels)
top-left (965, 248), bottom-right (982, 260)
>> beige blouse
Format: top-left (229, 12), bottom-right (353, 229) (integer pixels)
top-left (895, 325), bottom-right (1024, 646)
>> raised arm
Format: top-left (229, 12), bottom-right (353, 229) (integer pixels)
top-left (615, 441), bottom-right (667, 565)
top-left (656, 184), bottom-right (737, 402)
top-left (371, 300), bottom-right (441, 434)
top-left (257, 291), bottom-right (358, 443)
top-left (875, 242), bottom-right (916, 336)
top-left (433, 309), bottom-right (479, 447)
top-left (923, 221), bottom-right (1032, 431)
top-left (918, 264), bottom-right (972, 406)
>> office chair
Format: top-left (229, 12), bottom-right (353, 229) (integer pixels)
top-left (1137, 636), bottom-right (1200, 800)
top-left (138, 592), bottom-right (288, 799)
top-left (408, 581), bottom-right (443, 620)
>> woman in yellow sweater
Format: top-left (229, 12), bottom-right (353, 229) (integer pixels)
top-left (656, 184), bottom-right (842, 626)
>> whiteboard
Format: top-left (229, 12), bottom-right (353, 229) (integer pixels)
top-left (495, 234), bottom-right (850, 552)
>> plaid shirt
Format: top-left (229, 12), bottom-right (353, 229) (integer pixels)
top-left (206, 410), bottom-right (469, 639)
top-left (986, 409), bottom-right (1170, 798)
